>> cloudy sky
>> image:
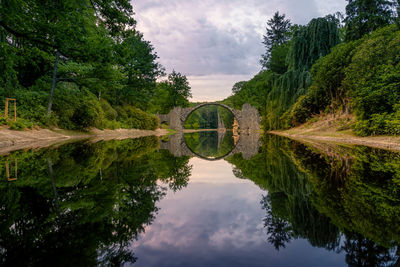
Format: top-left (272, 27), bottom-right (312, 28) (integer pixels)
top-left (133, 0), bottom-right (347, 102)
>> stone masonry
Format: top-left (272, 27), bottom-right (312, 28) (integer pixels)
top-left (157, 103), bottom-right (261, 132)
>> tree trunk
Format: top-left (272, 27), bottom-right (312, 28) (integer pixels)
top-left (47, 158), bottom-right (60, 215)
top-left (47, 50), bottom-right (60, 116)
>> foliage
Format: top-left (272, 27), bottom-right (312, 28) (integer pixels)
top-left (344, 0), bottom-right (396, 41)
top-left (184, 131), bottom-right (235, 159)
top-left (0, 86), bottom-right (159, 131)
top-left (167, 71), bottom-right (192, 108)
top-left (0, 0), bottom-right (166, 131)
top-left (223, 70), bottom-right (274, 112)
top-left (0, 137), bottom-right (192, 265)
top-left (116, 31), bottom-right (165, 109)
top-left (290, 24), bottom-right (400, 134)
top-left (344, 25), bottom-right (400, 120)
top-left (7, 118), bottom-right (34, 130)
top-left (268, 42), bottom-right (290, 74)
top-left (227, 134), bottom-right (400, 263)
top-left (226, 16), bottom-right (341, 130)
top-left (148, 71), bottom-right (192, 114)
top-left (290, 40), bottom-right (360, 124)
top-left (260, 11), bottom-right (292, 69)
top-left (287, 16), bottom-right (341, 71)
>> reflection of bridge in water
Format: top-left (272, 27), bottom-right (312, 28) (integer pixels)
top-left (159, 132), bottom-right (261, 161)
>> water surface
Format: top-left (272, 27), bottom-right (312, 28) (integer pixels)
top-left (1, 133), bottom-right (399, 266)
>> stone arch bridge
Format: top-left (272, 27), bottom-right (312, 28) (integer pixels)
top-left (157, 103), bottom-right (261, 132)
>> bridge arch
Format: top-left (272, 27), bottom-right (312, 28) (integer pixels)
top-left (183, 139), bottom-right (239, 161)
top-left (182, 102), bottom-right (239, 129)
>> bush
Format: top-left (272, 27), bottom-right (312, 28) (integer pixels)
top-left (100, 99), bottom-right (118, 120)
top-left (102, 119), bottom-right (121, 130)
top-left (291, 95), bottom-right (313, 125)
top-left (353, 113), bottom-right (400, 136)
top-left (8, 118), bottom-right (34, 130)
top-left (344, 25), bottom-right (400, 121)
top-left (4, 86), bottom-right (159, 131)
top-left (121, 105), bottom-right (158, 130)
top-left (115, 106), bottom-right (128, 120)
top-left (71, 99), bottom-right (104, 130)
top-left (12, 89), bottom-right (49, 125)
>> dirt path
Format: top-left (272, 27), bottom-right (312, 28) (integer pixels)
top-left (0, 127), bottom-right (169, 155)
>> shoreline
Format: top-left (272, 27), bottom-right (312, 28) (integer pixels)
top-left (269, 130), bottom-right (400, 152)
top-left (4, 124), bottom-right (400, 156)
top-left (0, 127), bottom-right (169, 155)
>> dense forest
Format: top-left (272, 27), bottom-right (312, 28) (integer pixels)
top-left (224, 0), bottom-right (400, 136)
top-left (0, 1), bottom-right (191, 131)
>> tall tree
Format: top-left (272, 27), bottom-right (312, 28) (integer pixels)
top-left (260, 12), bottom-right (291, 69)
top-left (344, 0), bottom-right (395, 41)
top-left (116, 30), bottom-right (164, 108)
top-left (167, 71), bottom-right (192, 108)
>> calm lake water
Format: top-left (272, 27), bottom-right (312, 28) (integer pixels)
top-left (1, 132), bottom-right (399, 266)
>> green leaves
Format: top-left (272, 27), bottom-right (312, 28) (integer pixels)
top-left (261, 11), bottom-right (291, 69)
top-left (344, 0), bottom-right (395, 41)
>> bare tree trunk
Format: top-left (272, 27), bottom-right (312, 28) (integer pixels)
top-left (47, 50), bottom-right (60, 116)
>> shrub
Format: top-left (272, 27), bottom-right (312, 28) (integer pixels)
top-left (291, 95), bottom-right (313, 125)
top-left (12, 89), bottom-right (48, 125)
top-left (100, 99), bottom-right (118, 120)
top-left (344, 25), bottom-right (400, 121)
top-left (71, 99), bottom-right (104, 130)
top-left (0, 117), bottom-right (6, 125)
top-left (8, 118), bottom-right (34, 130)
top-left (119, 105), bottom-right (158, 130)
top-left (353, 113), bottom-right (400, 136)
top-left (115, 106), bottom-right (127, 120)
top-left (103, 119), bottom-right (121, 130)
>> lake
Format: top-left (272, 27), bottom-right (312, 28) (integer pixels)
top-left (0, 132), bottom-right (399, 266)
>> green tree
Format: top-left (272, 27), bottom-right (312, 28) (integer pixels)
top-left (268, 42), bottom-right (290, 74)
top-left (231, 81), bottom-right (246, 94)
top-left (167, 70), bottom-right (192, 108)
top-left (344, 0), bottom-right (395, 41)
top-left (116, 31), bottom-right (164, 108)
top-left (260, 12), bottom-right (291, 69)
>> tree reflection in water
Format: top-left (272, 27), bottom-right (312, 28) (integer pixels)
top-left (0, 137), bottom-right (192, 266)
top-left (184, 131), bottom-right (235, 159)
top-left (227, 134), bottom-right (400, 265)
top-left (2, 133), bottom-right (400, 266)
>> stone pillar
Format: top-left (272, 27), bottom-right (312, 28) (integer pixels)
top-left (168, 107), bottom-right (183, 131)
top-left (238, 103), bottom-right (261, 132)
